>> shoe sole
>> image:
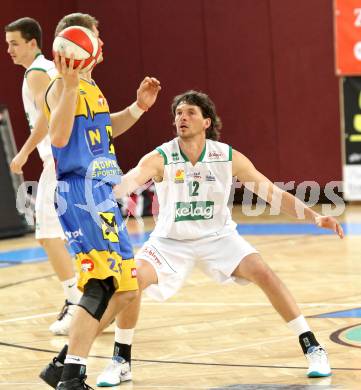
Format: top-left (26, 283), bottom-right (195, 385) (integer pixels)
top-left (308, 371), bottom-right (332, 378)
top-left (97, 377), bottom-right (132, 387)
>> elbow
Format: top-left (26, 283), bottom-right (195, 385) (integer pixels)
top-left (50, 134), bottom-right (69, 148)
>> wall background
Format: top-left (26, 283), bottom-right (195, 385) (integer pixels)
top-left (0, 0), bottom-right (341, 186)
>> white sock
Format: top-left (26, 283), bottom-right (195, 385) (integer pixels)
top-left (115, 327), bottom-right (134, 345)
top-left (62, 277), bottom-right (82, 304)
top-left (64, 355), bottom-right (87, 366)
top-left (287, 315), bottom-right (311, 336)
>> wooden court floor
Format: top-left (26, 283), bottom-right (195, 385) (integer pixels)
top-left (0, 206), bottom-right (360, 389)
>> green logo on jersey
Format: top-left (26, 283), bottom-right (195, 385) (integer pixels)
top-left (171, 152), bottom-right (179, 161)
top-left (174, 201), bottom-right (214, 221)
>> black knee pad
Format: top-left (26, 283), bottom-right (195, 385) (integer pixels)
top-left (78, 277), bottom-right (115, 321)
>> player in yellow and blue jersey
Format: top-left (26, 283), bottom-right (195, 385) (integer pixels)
top-left (39, 13), bottom-right (161, 390)
top-left (46, 74), bottom-right (136, 293)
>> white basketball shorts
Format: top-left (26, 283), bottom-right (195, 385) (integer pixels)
top-left (135, 229), bottom-right (258, 301)
top-left (35, 159), bottom-right (65, 239)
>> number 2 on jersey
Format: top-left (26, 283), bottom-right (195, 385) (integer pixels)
top-left (188, 181), bottom-right (200, 196)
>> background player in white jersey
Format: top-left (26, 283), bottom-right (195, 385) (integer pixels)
top-left (96, 90), bottom-right (344, 387)
top-left (5, 17), bottom-right (81, 335)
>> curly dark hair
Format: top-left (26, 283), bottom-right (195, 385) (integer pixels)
top-left (5, 17), bottom-right (42, 49)
top-left (171, 90), bottom-right (222, 141)
top-left (55, 13), bottom-right (98, 36)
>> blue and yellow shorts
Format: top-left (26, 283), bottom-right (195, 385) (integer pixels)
top-left (56, 175), bottom-right (138, 293)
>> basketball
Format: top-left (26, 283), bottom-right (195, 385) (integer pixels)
top-left (52, 26), bottom-right (101, 73)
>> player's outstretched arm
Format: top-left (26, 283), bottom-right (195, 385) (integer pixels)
top-left (232, 149), bottom-right (344, 239)
top-left (47, 53), bottom-right (84, 148)
top-left (113, 150), bottom-right (164, 198)
top-left (110, 77), bottom-right (161, 138)
top-left (10, 71), bottom-right (49, 174)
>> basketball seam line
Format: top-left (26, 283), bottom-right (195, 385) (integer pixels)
top-left (55, 36), bottom-right (93, 57)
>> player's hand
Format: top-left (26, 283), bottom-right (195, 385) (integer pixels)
top-left (10, 151), bottom-right (28, 174)
top-left (54, 52), bottom-right (85, 90)
top-left (136, 77), bottom-right (161, 110)
top-left (315, 215), bottom-right (344, 239)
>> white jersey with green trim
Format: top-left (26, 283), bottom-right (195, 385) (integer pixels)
top-left (22, 54), bottom-right (57, 162)
top-left (151, 137), bottom-right (237, 240)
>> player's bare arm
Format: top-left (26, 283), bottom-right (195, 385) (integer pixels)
top-left (232, 149), bottom-right (344, 238)
top-left (10, 70), bottom-right (49, 174)
top-left (46, 53), bottom-right (84, 148)
top-left (113, 150), bottom-right (164, 198)
top-left (110, 77), bottom-right (161, 137)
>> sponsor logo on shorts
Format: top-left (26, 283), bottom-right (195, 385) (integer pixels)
top-left (131, 268), bottom-right (137, 278)
top-left (81, 259), bottom-right (94, 272)
top-left (144, 247), bottom-right (163, 266)
top-left (65, 228), bottom-right (83, 244)
top-left (175, 201), bottom-right (214, 221)
top-left (174, 169), bottom-right (185, 183)
top-left (99, 212), bottom-right (119, 243)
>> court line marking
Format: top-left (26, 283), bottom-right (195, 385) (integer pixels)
top-left (0, 385), bottom-right (204, 389)
top-left (0, 384), bottom-right (338, 389)
top-left (0, 302), bottom-right (359, 324)
top-left (125, 328), bottom-right (360, 373)
top-left (0, 340), bottom-right (359, 372)
top-left (0, 312), bottom-right (59, 323)
top-left (0, 386), bottom-right (200, 389)
top-left (0, 384), bottom-right (283, 389)
top-left (142, 302), bottom-right (360, 307)
top-left (0, 273), bottom-right (55, 289)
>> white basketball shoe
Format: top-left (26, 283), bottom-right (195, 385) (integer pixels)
top-left (305, 346), bottom-right (332, 377)
top-left (49, 300), bottom-right (76, 336)
top-left (96, 357), bottom-right (132, 387)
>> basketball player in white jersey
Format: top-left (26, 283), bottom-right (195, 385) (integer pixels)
top-left (5, 17), bottom-right (81, 335)
top-left (96, 90), bottom-right (344, 386)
